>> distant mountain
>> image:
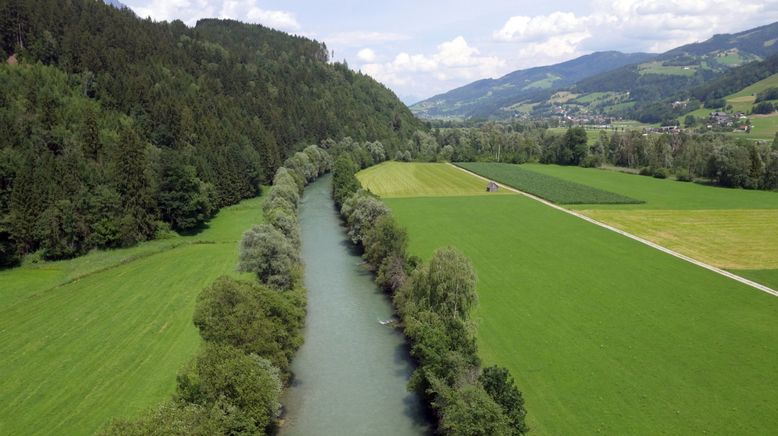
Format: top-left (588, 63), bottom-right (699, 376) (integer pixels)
top-left (102, 0), bottom-right (126, 9)
top-left (414, 21), bottom-right (778, 121)
top-left (565, 21), bottom-right (778, 120)
top-left (411, 51), bottom-right (655, 119)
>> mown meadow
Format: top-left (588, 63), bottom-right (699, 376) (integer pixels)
top-left (358, 161), bottom-right (513, 198)
top-left (0, 197), bottom-right (263, 435)
top-left (513, 164), bottom-right (778, 274)
top-left (362, 162), bottom-right (778, 434)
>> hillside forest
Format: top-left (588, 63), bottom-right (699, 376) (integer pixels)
top-left (0, 0), bottom-right (421, 266)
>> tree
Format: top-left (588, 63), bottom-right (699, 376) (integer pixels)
top-left (193, 277), bottom-right (304, 374)
top-left (425, 247), bottom-right (478, 321)
top-left (157, 151), bottom-right (215, 231)
top-left (363, 214), bottom-right (407, 268)
top-left (480, 366), bottom-right (528, 435)
top-left (176, 344), bottom-right (282, 434)
top-left (332, 154), bottom-right (361, 207)
top-left (38, 199), bottom-right (84, 259)
top-left (435, 382), bottom-right (511, 436)
top-left (100, 401), bottom-right (234, 436)
top-left (114, 124), bottom-right (156, 245)
top-left (264, 206), bottom-right (300, 248)
top-left (684, 115), bottom-right (697, 128)
top-left (238, 224), bottom-right (298, 290)
top-left (560, 127), bottom-right (589, 166)
top-left (753, 101), bottom-right (775, 115)
top-left (341, 191), bottom-right (390, 245)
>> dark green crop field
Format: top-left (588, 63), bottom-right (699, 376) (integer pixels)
top-left (456, 162), bottom-right (643, 204)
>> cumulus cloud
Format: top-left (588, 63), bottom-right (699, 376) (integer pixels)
top-left (357, 48), bottom-right (376, 62)
top-left (495, 0), bottom-right (778, 59)
top-left (131, 0), bottom-right (300, 31)
top-left (361, 36), bottom-right (505, 94)
top-left (325, 31), bottom-right (411, 47)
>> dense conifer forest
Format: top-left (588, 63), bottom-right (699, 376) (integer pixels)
top-left (0, 0), bottom-right (420, 265)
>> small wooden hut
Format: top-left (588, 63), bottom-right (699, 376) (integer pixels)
top-left (486, 181), bottom-right (499, 193)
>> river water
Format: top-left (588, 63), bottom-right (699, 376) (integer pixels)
top-left (280, 174), bottom-right (430, 436)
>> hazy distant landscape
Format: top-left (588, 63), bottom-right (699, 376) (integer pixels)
top-left (2, 1), bottom-right (778, 435)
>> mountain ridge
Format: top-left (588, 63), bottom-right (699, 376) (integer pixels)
top-left (413, 21), bottom-right (778, 120)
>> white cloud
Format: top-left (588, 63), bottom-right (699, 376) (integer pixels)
top-left (131, 0), bottom-right (300, 31)
top-left (325, 31), bottom-right (410, 47)
top-left (361, 36), bottom-right (505, 93)
top-left (357, 48), bottom-right (376, 62)
top-left (494, 0), bottom-right (778, 60)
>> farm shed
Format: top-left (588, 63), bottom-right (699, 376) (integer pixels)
top-left (486, 181), bottom-right (499, 192)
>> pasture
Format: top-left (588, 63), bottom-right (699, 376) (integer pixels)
top-left (0, 197), bottom-right (262, 435)
top-left (356, 161), bottom-right (513, 198)
top-left (366, 164), bottom-right (778, 434)
top-left (456, 162), bottom-right (642, 204)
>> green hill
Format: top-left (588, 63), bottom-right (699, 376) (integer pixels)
top-left (414, 21), bottom-right (778, 122)
top-left (0, 0), bottom-right (420, 266)
top-left (410, 51), bottom-right (654, 119)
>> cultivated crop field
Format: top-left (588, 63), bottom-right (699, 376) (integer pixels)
top-left (456, 162), bottom-right (643, 204)
top-left (476, 163), bottom-right (778, 279)
top-left (523, 163), bottom-right (778, 210)
top-left (0, 197), bottom-right (262, 435)
top-left (357, 161), bottom-right (514, 198)
top-left (362, 162), bottom-right (778, 434)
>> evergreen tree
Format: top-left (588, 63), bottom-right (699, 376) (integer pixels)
top-left (114, 124), bottom-right (156, 245)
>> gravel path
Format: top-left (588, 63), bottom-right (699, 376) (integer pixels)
top-left (451, 163), bottom-right (778, 298)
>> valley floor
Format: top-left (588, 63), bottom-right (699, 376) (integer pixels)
top-left (361, 162), bottom-right (778, 434)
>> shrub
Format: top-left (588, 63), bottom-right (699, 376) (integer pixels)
top-left (481, 366), bottom-right (528, 435)
top-left (176, 344), bottom-right (281, 434)
top-left (193, 277), bottom-right (305, 375)
top-left (652, 168), bottom-right (668, 179)
top-left (341, 191), bottom-right (390, 245)
top-left (264, 206), bottom-right (301, 248)
top-left (238, 224), bottom-right (298, 290)
top-left (100, 401), bottom-right (234, 436)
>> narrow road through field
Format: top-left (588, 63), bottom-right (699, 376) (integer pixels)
top-left (451, 163), bottom-right (778, 298)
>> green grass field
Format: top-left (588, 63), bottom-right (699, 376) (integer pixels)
top-left (638, 61), bottom-right (697, 76)
top-left (522, 164), bottom-right (778, 210)
top-left (457, 163), bottom-right (643, 204)
top-left (356, 161), bottom-right (514, 198)
top-left (582, 209), bottom-right (778, 269)
top-left (546, 127), bottom-right (608, 145)
top-left (385, 193), bottom-right (778, 435)
top-left (0, 197), bottom-right (262, 435)
top-left (508, 164), bottom-right (778, 271)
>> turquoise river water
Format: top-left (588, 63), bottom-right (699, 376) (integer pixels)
top-left (280, 174), bottom-right (430, 435)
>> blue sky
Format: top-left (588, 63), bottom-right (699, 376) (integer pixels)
top-left (123, 0), bottom-right (778, 103)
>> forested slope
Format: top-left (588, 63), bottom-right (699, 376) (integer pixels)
top-left (0, 0), bottom-right (420, 265)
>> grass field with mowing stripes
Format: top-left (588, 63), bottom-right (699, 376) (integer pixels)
top-left (581, 209), bottom-right (778, 269)
top-left (385, 194), bottom-right (778, 435)
top-left (357, 161), bottom-right (514, 198)
top-left (0, 197), bottom-right (262, 435)
top-left (457, 162), bottom-right (643, 204)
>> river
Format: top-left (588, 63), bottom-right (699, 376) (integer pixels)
top-left (280, 174), bottom-right (430, 435)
